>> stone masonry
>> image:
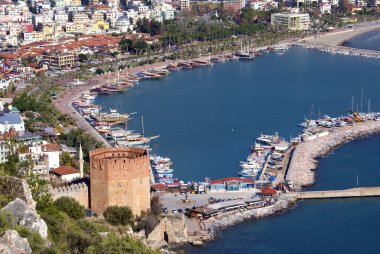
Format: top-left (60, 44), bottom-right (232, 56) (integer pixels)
top-left (49, 183), bottom-right (89, 209)
top-left (89, 147), bottom-right (151, 216)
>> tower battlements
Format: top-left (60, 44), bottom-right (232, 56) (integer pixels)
top-left (89, 147), bottom-right (150, 215)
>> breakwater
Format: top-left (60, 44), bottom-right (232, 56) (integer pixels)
top-left (293, 42), bottom-right (380, 59)
top-left (287, 120), bottom-right (380, 188)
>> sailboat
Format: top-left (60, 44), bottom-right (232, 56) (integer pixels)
top-left (234, 41), bottom-right (254, 60)
top-left (116, 116), bottom-right (159, 147)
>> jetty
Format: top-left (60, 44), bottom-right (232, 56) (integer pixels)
top-left (293, 42), bottom-right (380, 59)
top-left (286, 119), bottom-right (380, 187)
top-left (295, 187), bottom-right (380, 199)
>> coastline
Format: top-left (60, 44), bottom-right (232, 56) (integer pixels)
top-left (302, 20), bottom-right (380, 46)
top-left (52, 24), bottom-right (380, 249)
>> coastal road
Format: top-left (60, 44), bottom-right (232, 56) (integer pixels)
top-left (53, 83), bottom-right (111, 147)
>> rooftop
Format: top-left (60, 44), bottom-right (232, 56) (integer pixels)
top-left (0, 111), bottom-right (23, 125)
top-left (51, 166), bottom-right (79, 176)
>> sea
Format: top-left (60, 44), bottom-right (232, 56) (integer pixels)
top-left (95, 30), bottom-right (380, 254)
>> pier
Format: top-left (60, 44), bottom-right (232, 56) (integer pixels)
top-left (294, 42), bottom-right (380, 58)
top-left (295, 187), bottom-right (380, 199)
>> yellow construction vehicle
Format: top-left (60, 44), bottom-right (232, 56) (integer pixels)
top-left (353, 112), bottom-right (363, 122)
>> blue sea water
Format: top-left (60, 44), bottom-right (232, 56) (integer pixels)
top-left (95, 30), bottom-right (380, 254)
top-left (344, 28), bottom-right (380, 51)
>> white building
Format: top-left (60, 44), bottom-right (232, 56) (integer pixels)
top-left (0, 103), bottom-right (25, 134)
top-left (50, 165), bottom-right (80, 182)
top-left (116, 15), bottom-right (133, 32)
top-left (18, 141), bottom-right (61, 176)
top-left (0, 140), bottom-right (10, 164)
top-left (41, 143), bottom-right (61, 169)
top-left (319, 3), bottom-right (331, 14)
top-left (271, 12), bottom-right (310, 31)
top-left (250, 0), bottom-right (267, 10)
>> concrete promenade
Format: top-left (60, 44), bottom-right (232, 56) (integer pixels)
top-left (295, 187), bottom-right (380, 199)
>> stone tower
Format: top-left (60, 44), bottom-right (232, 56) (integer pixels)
top-left (89, 147), bottom-right (151, 216)
top-left (79, 143), bottom-right (84, 178)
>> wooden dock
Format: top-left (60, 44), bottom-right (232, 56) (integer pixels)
top-left (295, 187), bottom-right (380, 199)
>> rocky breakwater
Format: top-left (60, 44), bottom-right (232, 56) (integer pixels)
top-left (208, 194), bottom-right (297, 233)
top-left (287, 120), bottom-right (380, 187)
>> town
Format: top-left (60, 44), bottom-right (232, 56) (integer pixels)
top-left (1, 0), bottom-right (380, 252)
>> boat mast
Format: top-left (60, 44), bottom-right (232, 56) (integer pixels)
top-left (360, 87), bottom-right (363, 113)
top-left (351, 96), bottom-right (354, 112)
top-left (310, 104), bottom-right (314, 119)
top-left (356, 172), bottom-right (359, 187)
top-left (368, 98), bottom-right (371, 113)
top-left (141, 115), bottom-right (145, 137)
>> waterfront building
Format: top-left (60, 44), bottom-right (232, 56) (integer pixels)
top-left (90, 147), bottom-right (151, 216)
top-left (261, 186), bottom-right (278, 196)
top-left (271, 12), bottom-right (310, 31)
top-left (209, 177), bottom-right (255, 192)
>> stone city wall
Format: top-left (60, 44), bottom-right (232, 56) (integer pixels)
top-left (49, 182), bottom-right (89, 208)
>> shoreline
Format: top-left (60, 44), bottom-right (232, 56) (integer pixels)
top-left (302, 20), bottom-right (380, 46)
top-left (51, 24), bottom-right (380, 249)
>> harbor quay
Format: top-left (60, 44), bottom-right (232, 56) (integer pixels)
top-left (296, 187), bottom-right (380, 199)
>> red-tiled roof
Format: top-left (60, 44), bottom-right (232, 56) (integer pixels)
top-left (210, 179), bottom-right (223, 184)
top-left (51, 166), bottom-right (79, 176)
top-left (223, 177), bottom-right (241, 182)
top-left (151, 183), bottom-right (167, 190)
top-left (41, 143), bottom-right (61, 152)
top-left (261, 187), bottom-right (277, 195)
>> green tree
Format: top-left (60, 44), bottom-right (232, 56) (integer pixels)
top-left (54, 197), bottom-right (85, 220)
top-left (103, 206), bottom-right (133, 226)
top-left (60, 152), bottom-right (74, 167)
top-left (95, 68), bottom-right (104, 75)
top-left (133, 41), bottom-right (149, 55)
top-left (78, 54), bottom-right (88, 62)
top-left (119, 38), bottom-right (133, 53)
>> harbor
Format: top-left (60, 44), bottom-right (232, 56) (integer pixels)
top-left (70, 45), bottom-right (292, 184)
top-left (48, 24), bottom-right (380, 252)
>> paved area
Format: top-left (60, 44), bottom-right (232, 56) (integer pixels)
top-left (159, 190), bottom-right (259, 211)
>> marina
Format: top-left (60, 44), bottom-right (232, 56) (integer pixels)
top-left (72, 41), bottom-right (380, 251)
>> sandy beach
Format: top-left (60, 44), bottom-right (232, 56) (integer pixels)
top-left (303, 20), bottom-right (380, 46)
